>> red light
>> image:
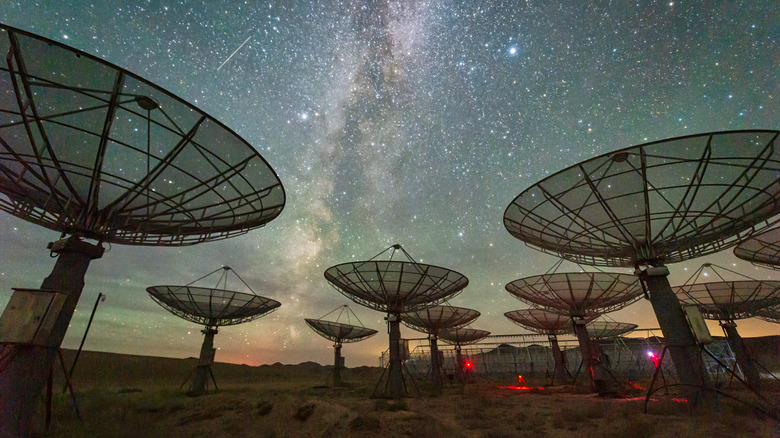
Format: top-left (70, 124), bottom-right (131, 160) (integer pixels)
top-left (517, 375), bottom-right (526, 385)
top-left (647, 351), bottom-right (660, 368)
top-left (464, 361), bottom-right (473, 369)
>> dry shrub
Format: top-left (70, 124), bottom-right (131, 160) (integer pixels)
top-left (294, 403), bottom-right (316, 421)
top-left (255, 400), bottom-right (274, 416)
top-left (374, 398), bottom-right (408, 412)
top-left (348, 414), bottom-right (382, 431)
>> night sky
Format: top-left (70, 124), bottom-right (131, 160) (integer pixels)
top-left (0, 1), bottom-right (777, 367)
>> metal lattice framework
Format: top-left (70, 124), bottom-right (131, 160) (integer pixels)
top-left (586, 321), bottom-right (638, 340)
top-left (439, 328), bottom-right (491, 346)
top-left (0, 24), bottom-right (285, 245)
top-left (147, 266), bottom-right (281, 327)
top-left (401, 305), bottom-right (480, 335)
top-left (304, 319), bottom-right (378, 344)
top-left (504, 308), bottom-right (577, 336)
top-left (756, 305), bottom-right (780, 324)
top-left (734, 227), bottom-right (780, 270)
top-left (504, 130), bottom-right (780, 267)
top-left (505, 272), bottom-right (643, 317)
top-left (324, 244), bottom-right (468, 398)
top-left (324, 246), bottom-right (468, 314)
top-left (676, 280), bottom-right (780, 321)
top-left (147, 286), bottom-right (280, 327)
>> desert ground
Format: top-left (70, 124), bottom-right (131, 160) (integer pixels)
top-left (38, 349), bottom-right (780, 437)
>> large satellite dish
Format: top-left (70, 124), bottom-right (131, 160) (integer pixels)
top-left (677, 280), bottom-right (780, 390)
top-left (324, 244), bottom-right (468, 398)
top-left (505, 308), bottom-right (587, 384)
top-left (586, 321), bottom-right (638, 340)
top-left (401, 305), bottom-right (480, 388)
top-left (305, 305), bottom-right (378, 387)
top-left (147, 267), bottom-right (280, 395)
top-left (734, 227), bottom-right (780, 270)
top-left (506, 272), bottom-right (641, 394)
top-left (503, 130), bottom-right (780, 403)
top-left (0, 24), bottom-right (285, 433)
top-left (439, 327), bottom-right (491, 345)
top-left (438, 327), bottom-right (490, 382)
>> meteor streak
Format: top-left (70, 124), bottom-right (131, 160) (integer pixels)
top-left (217, 34), bottom-right (252, 71)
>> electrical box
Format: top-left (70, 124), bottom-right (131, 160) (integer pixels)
top-left (0, 288), bottom-right (66, 347)
top-left (339, 356), bottom-right (345, 368)
top-left (683, 305), bottom-right (712, 345)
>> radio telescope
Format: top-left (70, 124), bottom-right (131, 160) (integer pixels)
top-left (324, 244), bottom-right (468, 398)
top-left (677, 280), bottom-right (780, 390)
top-left (439, 327), bottom-right (490, 381)
top-left (504, 130), bottom-right (780, 402)
top-left (147, 267), bottom-right (281, 396)
top-left (305, 305), bottom-right (378, 387)
top-left (401, 305), bottom-right (480, 388)
top-left (505, 308), bottom-right (595, 384)
top-left (0, 25), bottom-right (285, 433)
top-left (734, 227), bottom-right (780, 269)
top-left (586, 321), bottom-right (638, 340)
top-left (506, 272), bottom-right (642, 394)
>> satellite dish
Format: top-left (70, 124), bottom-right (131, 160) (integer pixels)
top-left (677, 279), bottom-right (780, 390)
top-left (734, 227), bottom-right (780, 270)
top-left (438, 327), bottom-right (491, 346)
top-left (586, 321), bottom-right (638, 340)
top-left (304, 305), bottom-right (378, 387)
top-left (324, 244), bottom-right (468, 398)
top-left (438, 327), bottom-right (490, 383)
top-left (147, 267), bottom-right (280, 396)
top-left (503, 130), bottom-right (780, 403)
top-left (401, 305), bottom-right (480, 388)
top-left (0, 24), bottom-right (284, 432)
top-left (506, 272), bottom-right (641, 394)
top-left (505, 308), bottom-right (587, 385)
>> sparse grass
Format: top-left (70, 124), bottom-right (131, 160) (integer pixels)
top-left (600, 414), bottom-right (658, 438)
top-left (41, 353), bottom-right (780, 438)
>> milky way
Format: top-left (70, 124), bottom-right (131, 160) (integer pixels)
top-left (0, 1), bottom-right (777, 366)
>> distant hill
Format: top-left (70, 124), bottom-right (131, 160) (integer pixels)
top-left (57, 349), bottom-right (381, 390)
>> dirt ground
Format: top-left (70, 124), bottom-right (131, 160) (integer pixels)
top-left (38, 352), bottom-right (780, 437)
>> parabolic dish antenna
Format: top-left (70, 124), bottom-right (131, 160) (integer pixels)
top-left (503, 130), bottom-right (780, 403)
top-left (734, 227), bottom-right (780, 270)
top-left (506, 272), bottom-right (641, 393)
top-left (439, 327), bottom-right (490, 382)
top-left (0, 25), bottom-right (285, 245)
top-left (677, 280), bottom-right (780, 390)
top-left (439, 327), bottom-right (491, 345)
top-left (586, 321), bottom-right (638, 340)
top-left (305, 305), bottom-right (378, 387)
top-left (324, 244), bottom-right (468, 398)
top-left (504, 308), bottom-right (574, 336)
top-left (506, 272), bottom-right (643, 317)
top-left (401, 305), bottom-right (480, 388)
top-left (505, 308), bottom-right (589, 384)
top-left (0, 24), bottom-right (284, 433)
top-left (147, 267), bottom-right (280, 396)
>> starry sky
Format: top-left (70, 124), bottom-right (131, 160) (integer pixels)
top-left (0, 1), bottom-right (777, 367)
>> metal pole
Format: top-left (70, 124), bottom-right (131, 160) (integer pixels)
top-left (68, 292), bottom-right (106, 379)
top-left (639, 265), bottom-right (711, 406)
